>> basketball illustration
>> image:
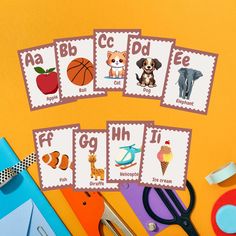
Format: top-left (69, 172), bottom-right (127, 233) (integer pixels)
top-left (67, 58), bottom-right (94, 86)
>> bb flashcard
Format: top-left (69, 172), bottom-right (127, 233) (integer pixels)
top-left (107, 121), bottom-right (153, 182)
top-left (33, 124), bottom-right (80, 190)
top-left (124, 36), bottom-right (175, 98)
top-left (73, 130), bottom-right (118, 191)
top-left (94, 29), bottom-right (141, 91)
top-left (54, 36), bottom-right (106, 100)
top-left (161, 46), bottom-right (218, 114)
top-left (140, 125), bottom-right (191, 190)
top-left (18, 44), bottom-right (62, 110)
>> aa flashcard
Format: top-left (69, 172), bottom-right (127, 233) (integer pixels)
top-left (73, 130), bottom-right (118, 191)
top-left (94, 29), bottom-right (141, 90)
top-left (107, 121), bottom-right (153, 182)
top-left (139, 125), bottom-right (191, 190)
top-left (54, 36), bottom-right (106, 100)
top-left (124, 36), bottom-right (175, 98)
top-left (18, 44), bottom-right (62, 110)
top-left (161, 47), bottom-right (218, 114)
top-left (33, 124), bottom-right (79, 190)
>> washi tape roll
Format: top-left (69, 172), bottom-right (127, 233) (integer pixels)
top-left (206, 162), bottom-right (236, 184)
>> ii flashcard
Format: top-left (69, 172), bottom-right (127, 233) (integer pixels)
top-left (73, 130), bottom-right (118, 191)
top-left (124, 36), bottom-right (175, 98)
top-left (94, 29), bottom-right (141, 91)
top-left (161, 46), bottom-right (218, 114)
top-left (140, 125), bottom-right (191, 190)
top-left (18, 44), bottom-right (61, 110)
top-left (107, 121), bottom-right (153, 182)
top-left (54, 36), bottom-right (106, 100)
top-left (33, 124), bottom-right (79, 190)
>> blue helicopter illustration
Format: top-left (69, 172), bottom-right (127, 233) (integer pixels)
top-left (115, 144), bottom-right (141, 170)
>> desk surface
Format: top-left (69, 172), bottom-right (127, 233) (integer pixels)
top-left (0, 0), bottom-right (235, 235)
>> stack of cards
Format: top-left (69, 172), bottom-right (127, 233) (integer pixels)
top-left (18, 29), bottom-right (218, 114)
top-left (33, 121), bottom-right (191, 191)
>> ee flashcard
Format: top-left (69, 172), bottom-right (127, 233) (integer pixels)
top-left (33, 124), bottom-right (79, 190)
top-left (73, 130), bottom-right (118, 191)
top-left (140, 125), bottom-right (191, 190)
top-left (124, 36), bottom-right (175, 98)
top-left (161, 47), bottom-right (218, 114)
top-left (94, 29), bottom-right (141, 91)
top-left (18, 44), bottom-right (61, 110)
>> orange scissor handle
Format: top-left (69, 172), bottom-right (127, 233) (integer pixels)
top-left (61, 188), bottom-right (105, 236)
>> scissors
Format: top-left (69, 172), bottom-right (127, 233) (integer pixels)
top-left (142, 180), bottom-right (198, 236)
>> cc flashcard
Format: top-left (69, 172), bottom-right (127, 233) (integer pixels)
top-left (124, 36), bottom-right (175, 99)
top-left (73, 130), bottom-right (118, 191)
top-left (140, 125), bottom-right (191, 190)
top-left (33, 124), bottom-right (79, 190)
top-left (54, 36), bottom-right (106, 100)
top-left (161, 46), bottom-right (218, 114)
top-left (94, 29), bottom-right (141, 91)
top-left (18, 44), bottom-right (62, 110)
top-left (107, 121), bottom-right (153, 182)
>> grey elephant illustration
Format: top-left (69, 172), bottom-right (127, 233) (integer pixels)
top-left (177, 68), bottom-right (203, 100)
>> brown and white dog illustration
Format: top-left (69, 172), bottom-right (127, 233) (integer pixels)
top-left (136, 58), bottom-right (162, 87)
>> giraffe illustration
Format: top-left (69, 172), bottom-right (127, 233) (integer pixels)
top-left (88, 153), bottom-right (104, 181)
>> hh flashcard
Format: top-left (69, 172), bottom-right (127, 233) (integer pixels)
top-left (107, 121), bottom-right (153, 182)
top-left (161, 47), bottom-right (218, 114)
top-left (33, 124), bottom-right (79, 190)
top-left (94, 29), bottom-right (141, 91)
top-left (140, 125), bottom-right (191, 190)
top-left (124, 36), bottom-right (175, 99)
top-left (18, 44), bottom-right (61, 110)
top-left (54, 36), bottom-right (106, 100)
top-left (73, 130), bottom-right (118, 191)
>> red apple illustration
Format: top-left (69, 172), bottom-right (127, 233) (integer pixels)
top-left (34, 67), bottom-right (59, 95)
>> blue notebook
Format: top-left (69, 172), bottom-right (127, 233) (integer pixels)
top-left (0, 137), bottom-right (71, 236)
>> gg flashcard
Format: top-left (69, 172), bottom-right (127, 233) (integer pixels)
top-left (94, 29), bottom-right (141, 91)
top-left (124, 36), bottom-right (175, 98)
top-left (139, 125), bottom-right (191, 190)
top-left (33, 124), bottom-right (80, 190)
top-left (161, 46), bottom-right (218, 114)
top-left (73, 130), bottom-right (118, 191)
top-left (18, 44), bottom-right (62, 110)
top-left (107, 121), bottom-right (153, 182)
top-left (54, 36), bottom-right (106, 100)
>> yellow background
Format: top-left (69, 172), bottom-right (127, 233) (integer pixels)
top-left (0, 0), bottom-right (235, 235)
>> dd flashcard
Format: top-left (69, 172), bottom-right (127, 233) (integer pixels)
top-left (94, 29), bottom-right (141, 90)
top-left (161, 47), bottom-right (218, 114)
top-left (73, 130), bottom-right (118, 191)
top-left (124, 36), bottom-right (175, 98)
top-left (107, 121), bottom-right (153, 182)
top-left (33, 124), bottom-right (79, 190)
top-left (18, 44), bottom-right (62, 110)
top-left (140, 125), bottom-right (191, 190)
top-left (54, 36), bottom-right (106, 100)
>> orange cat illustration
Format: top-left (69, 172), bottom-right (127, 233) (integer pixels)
top-left (106, 51), bottom-right (126, 78)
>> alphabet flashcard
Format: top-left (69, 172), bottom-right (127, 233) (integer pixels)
top-left (94, 29), bottom-right (141, 91)
top-left (33, 124), bottom-right (80, 190)
top-left (139, 125), bottom-right (191, 190)
top-left (124, 36), bottom-right (175, 98)
top-left (161, 47), bottom-right (218, 114)
top-left (18, 44), bottom-right (62, 110)
top-left (107, 121), bottom-right (153, 182)
top-left (54, 36), bottom-right (106, 100)
top-left (73, 130), bottom-right (118, 191)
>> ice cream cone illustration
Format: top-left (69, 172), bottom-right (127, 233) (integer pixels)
top-left (157, 141), bottom-right (173, 175)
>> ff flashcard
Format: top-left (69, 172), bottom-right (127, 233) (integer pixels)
top-left (94, 29), bottom-right (141, 91)
top-left (73, 130), bottom-right (118, 191)
top-left (33, 124), bottom-right (79, 190)
top-left (161, 46), bottom-right (218, 114)
top-left (140, 125), bottom-right (191, 190)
